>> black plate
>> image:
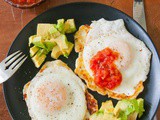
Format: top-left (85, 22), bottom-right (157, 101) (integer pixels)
top-left (3, 2), bottom-right (160, 120)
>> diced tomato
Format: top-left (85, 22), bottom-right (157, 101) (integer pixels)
top-left (12, 0), bottom-right (36, 4)
top-left (90, 48), bottom-right (122, 90)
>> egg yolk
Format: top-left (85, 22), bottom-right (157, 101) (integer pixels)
top-left (36, 81), bottom-right (67, 112)
top-left (90, 48), bottom-right (122, 90)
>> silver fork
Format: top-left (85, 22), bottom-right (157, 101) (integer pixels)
top-left (0, 51), bottom-right (27, 83)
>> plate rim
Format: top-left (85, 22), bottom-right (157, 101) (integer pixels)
top-left (3, 2), bottom-right (160, 120)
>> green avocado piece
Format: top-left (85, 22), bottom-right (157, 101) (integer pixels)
top-left (114, 99), bottom-right (143, 120)
top-left (29, 35), bottom-right (37, 47)
top-left (37, 24), bottom-right (60, 39)
top-left (37, 24), bottom-right (53, 36)
top-left (100, 100), bottom-right (114, 112)
top-left (56, 19), bottom-right (65, 34)
top-left (114, 101), bottom-right (128, 117)
top-left (137, 98), bottom-right (145, 118)
top-left (51, 45), bottom-right (63, 59)
top-left (32, 36), bottom-right (46, 49)
top-left (62, 42), bottom-right (74, 58)
top-left (128, 112), bottom-right (138, 120)
top-left (30, 46), bottom-right (40, 57)
top-left (44, 40), bottom-right (56, 52)
top-left (32, 49), bottom-right (47, 68)
top-left (53, 34), bottom-right (69, 50)
top-left (37, 49), bottom-right (48, 56)
top-left (64, 19), bottom-right (76, 33)
top-left (48, 24), bottom-right (61, 38)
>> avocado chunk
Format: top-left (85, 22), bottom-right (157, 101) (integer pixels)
top-left (56, 19), bottom-right (65, 34)
top-left (64, 19), bottom-right (76, 33)
top-left (37, 24), bottom-right (60, 39)
top-left (137, 98), bottom-right (145, 118)
top-left (114, 99), bottom-right (144, 120)
top-left (128, 112), bottom-right (138, 120)
top-left (37, 24), bottom-right (53, 36)
top-left (90, 99), bottom-right (145, 120)
top-left (29, 35), bottom-right (37, 47)
top-left (37, 49), bottom-right (48, 56)
top-left (48, 25), bottom-right (61, 38)
top-left (44, 40), bottom-right (56, 52)
top-left (90, 113), bottom-right (119, 120)
top-left (30, 46), bottom-right (40, 57)
top-left (51, 45), bottom-right (62, 59)
top-left (32, 36), bottom-right (46, 49)
top-left (53, 34), bottom-right (69, 50)
top-left (62, 42), bottom-right (74, 58)
top-left (32, 49), bottom-right (47, 68)
top-left (100, 100), bottom-right (114, 113)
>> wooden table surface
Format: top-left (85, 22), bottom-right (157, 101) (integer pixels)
top-left (0, 0), bottom-right (160, 119)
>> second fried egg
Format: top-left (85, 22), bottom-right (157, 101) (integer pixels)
top-left (75, 18), bottom-right (151, 99)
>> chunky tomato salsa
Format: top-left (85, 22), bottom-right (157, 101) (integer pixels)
top-left (90, 48), bottom-right (122, 90)
top-left (11, 0), bottom-right (36, 4)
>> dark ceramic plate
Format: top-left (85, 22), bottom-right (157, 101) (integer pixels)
top-left (3, 2), bottom-right (160, 120)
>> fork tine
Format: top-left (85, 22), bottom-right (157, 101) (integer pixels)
top-left (9, 54), bottom-right (26, 69)
top-left (12, 56), bottom-right (28, 72)
top-left (1, 51), bottom-right (21, 64)
top-left (5, 52), bottom-right (22, 66)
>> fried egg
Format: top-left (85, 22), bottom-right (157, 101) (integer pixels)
top-left (23, 60), bottom-right (98, 120)
top-left (74, 18), bottom-right (151, 99)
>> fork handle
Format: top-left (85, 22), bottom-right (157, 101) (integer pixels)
top-left (0, 69), bottom-right (9, 84)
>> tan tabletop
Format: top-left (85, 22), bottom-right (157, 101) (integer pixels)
top-left (0, 0), bottom-right (160, 119)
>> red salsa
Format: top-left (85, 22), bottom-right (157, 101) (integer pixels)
top-left (90, 48), bottom-right (122, 90)
top-left (11, 0), bottom-right (36, 4)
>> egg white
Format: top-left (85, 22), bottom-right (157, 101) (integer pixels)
top-left (83, 18), bottom-right (151, 96)
top-left (24, 61), bottom-right (87, 120)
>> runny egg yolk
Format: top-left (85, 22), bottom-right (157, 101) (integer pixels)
top-left (36, 81), bottom-right (67, 112)
top-left (90, 48), bottom-right (122, 90)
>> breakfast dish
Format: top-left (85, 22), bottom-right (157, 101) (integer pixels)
top-left (23, 60), bottom-right (98, 120)
top-left (3, 2), bottom-right (160, 120)
top-left (74, 18), bottom-right (151, 100)
top-left (23, 18), bottom-right (151, 120)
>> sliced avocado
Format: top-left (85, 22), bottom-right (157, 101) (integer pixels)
top-left (44, 40), bottom-right (56, 52)
top-left (137, 98), bottom-right (145, 118)
top-left (29, 35), bottom-right (37, 46)
top-left (118, 111), bottom-right (127, 120)
top-left (64, 19), bottom-right (76, 33)
top-left (53, 34), bottom-right (69, 50)
top-left (100, 100), bottom-right (114, 113)
top-left (114, 100), bottom-right (130, 119)
top-left (37, 24), bottom-right (53, 36)
top-left (56, 19), bottom-right (65, 34)
top-left (30, 46), bottom-right (40, 57)
top-left (114, 99), bottom-right (141, 120)
top-left (114, 100), bottom-right (129, 117)
top-left (51, 45), bottom-right (63, 59)
top-left (62, 42), bottom-right (74, 58)
top-left (48, 25), bottom-right (61, 38)
top-left (42, 32), bottom-right (51, 40)
top-left (32, 49), bottom-right (47, 68)
top-left (37, 49), bottom-right (48, 56)
top-left (90, 110), bottom-right (119, 120)
top-left (128, 112), bottom-right (138, 120)
top-left (32, 36), bottom-right (46, 49)
top-left (37, 24), bottom-right (60, 39)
